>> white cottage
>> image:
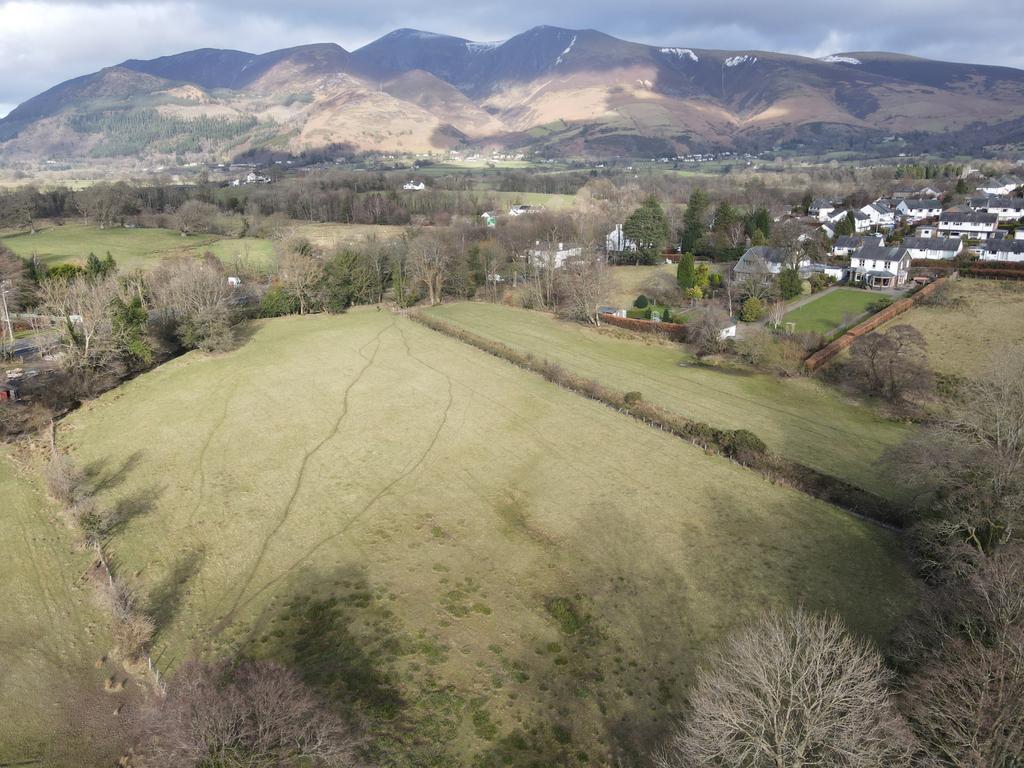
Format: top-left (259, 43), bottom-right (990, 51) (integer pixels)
top-left (849, 243), bottom-right (911, 288)
top-left (605, 224), bottom-right (637, 254)
top-left (899, 236), bottom-right (964, 260)
top-left (938, 210), bottom-right (999, 240)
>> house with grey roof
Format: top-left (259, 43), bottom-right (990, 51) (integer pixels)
top-left (900, 237), bottom-right (964, 260)
top-left (831, 234), bottom-right (884, 258)
top-left (979, 239), bottom-right (1024, 262)
top-left (976, 175), bottom-right (1023, 196)
top-left (896, 198), bottom-right (942, 223)
top-left (733, 246), bottom-right (807, 279)
top-left (968, 196), bottom-right (1024, 222)
top-left (848, 243), bottom-right (911, 288)
top-left (938, 210), bottom-right (999, 240)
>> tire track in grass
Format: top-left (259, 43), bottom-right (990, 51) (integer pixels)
top-left (186, 375), bottom-right (241, 529)
top-left (212, 318), bottom-right (394, 634)
top-left (226, 320), bottom-right (456, 615)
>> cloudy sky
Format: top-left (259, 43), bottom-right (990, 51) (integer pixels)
top-left (1, 0), bottom-right (1022, 118)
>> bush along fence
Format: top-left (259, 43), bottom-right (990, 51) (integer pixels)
top-left (41, 424), bottom-right (163, 692)
top-left (598, 313), bottom-right (688, 341)
top-left (803, 274), bottom-right (956, 372)
top-left (412, 312), bottom-right (905, 528)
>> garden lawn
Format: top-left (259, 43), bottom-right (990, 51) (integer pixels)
top-left (61, 309), bottom-right (915, 766)
top-left (877, 279), bottom-right (1024, 378)
top-left (0, 447), bottom-right (130, 767)
top-left (782, 288), bottom-right (880, 335)
top-left (427, 302), bottom-right (910, 499)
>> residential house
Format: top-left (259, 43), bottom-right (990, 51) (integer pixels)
top-left (976, 175), bottom-right (1023, 196)
top-left (859, 201), bottom-right (896, 229)
top-left (733, 246), bottom-right (807, 279)
top-left (403, 180), bottom-right (426, 191)
top-left (807, 263), bottom-right (846, 281)
top-left (979, 239), bottom-right (1024, 262)
top-left (849, 243), bottom-right (912, 288)
top-left (819, 223), bottom-right (836, 239)
top-left (899, 236), bottom-right (964, 260)
top-left (938, 210), bottom-right (999, 240)
top-left (605, 224), bottom-right (637, 254)
top-left (896, 198), bottom-right (943, 223)
top-left (968, 196), bottom-right (1024, 222)
top-left (853, 210), bottom-right (872, 233)
top-left (809, 199), bottom-right (838, 221)
top-left (831, 234), bottom-right (884, 258)
top-left (894, 186), bottom-right (941, 198)
top-left (527, 241), bottom-right (582, 269)
top-left (509, 204), bottom-right (542, 216)
top-left (480, 211), bottom-right (497, 228)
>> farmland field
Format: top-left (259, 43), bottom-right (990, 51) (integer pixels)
top-left (426, 302), bottom-right (910, 499)
top-left (878, 279), bottom-right (1024, 377)
top-left (782, 288), bottom-right (881, 334)
top-left (0, 446), bottom-right (131, 767)
top-left (0, 223), bottom-right (277, 271)
top-left (59, 310), bottom-right (914, 766)
top-left (281, 221), bottom-right (405, 250)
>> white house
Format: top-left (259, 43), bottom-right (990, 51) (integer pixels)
top-left (807, 263), bottom-right (847, 281)
top-left (978, 239), bottom-right (1024, 262)
top-left (968, 196), bottom-right (1024, 222)
top-left (403, 180), bottom-right (427, 191)
top-left (509, 204), bottom-right (542, 216)
top-left (849, 243), bottom-right (912, 288)
top-left (893, 186), bottom-right (941, 198)
top-left (527, 241), bottom-right (582, 269)
top-left (896, 198), bottom-right (943, 223)
top-left (853, 210), bottom-right (872, 233)
top-left (809, 199), bottom-right (838, 221)
top-left (859, 201), bottom-right (896, 229)
top-left (605, 224), bottom-right (637, 254)
top-left (831, 234), bottom-right (884, 258)
top-left (899, 236), bottom-right (964, 260)
top-left (938, 210), bottom-right (999, 240)
top-left (480, 211), bottom-right (497, 228)
top-left (976, 175), bottom-right (1023, 196)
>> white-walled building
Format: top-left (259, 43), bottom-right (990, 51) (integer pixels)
top-left (605, 224), bottom-right (637, 254)
top-left (403, 180), bottom-right (426, 191)
top-left (899, 236), bottom-right (964, 260)
top-left (968, 196), bottom-right (1024, 222)
top-left (527, 241), bottom-right (582, 269)
top-left (938, 210), bottom-right (999, 240)
top-left (831, 234), bottom-right (884, 258)
top-left (733, 246), bottom-right (808, 278)
top-left (859, 201), bottom-right (896, 229)
top-left (809, 199), bottom-right (838, 221)
top-left (976, 175), bottom-right (1023, 196)
top-left (849, 243), bottom-right (912, 288)
top-left (979, 239), bottom-right (1024, 262)
top-left (896, 198), bottom-right (943, 223)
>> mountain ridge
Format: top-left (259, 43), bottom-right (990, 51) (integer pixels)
top-left (3, 25), bottom-right (1023, 160)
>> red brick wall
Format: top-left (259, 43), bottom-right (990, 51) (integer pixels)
top-left (803, 276), bottom-right (954, 371)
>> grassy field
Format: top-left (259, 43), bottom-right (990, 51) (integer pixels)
top-left (426, 303), bottom-right (910, 499)
top-left (605, 264), bottom-right (678, 308)
top-left (481, 191), bottom-right (577, 210)
top-left (0, 447), bottom-right (131, 767)
top-left (782, 288), bottom-right (881, 334)
top-left (281, 222), bottom-right (406, 251)
top-left (60, 310), bottom-right (914, 766)
top-left (0, 224), bottom-right (278, 271)
top-left (878, 279), bottom-right (1024, 377)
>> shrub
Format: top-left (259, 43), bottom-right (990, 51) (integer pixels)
top-left (740, 297), bottom-right (767, 322)
top-left (634, 294), bottom-right (650, 309)
top-left (624, 391), bottom-right (643, 406)
top-left (626, 306), bottom-right (653, 320)
top-left (866, 296), bottom-right (894, 313)
top-left (721, 429), bottom-right (768, 461)
top-left (259, 285), bottom-right (300, 317)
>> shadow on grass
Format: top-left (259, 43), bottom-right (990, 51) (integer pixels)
top-left (147, 546), bottom-right (205, 635)
top-left (84, 450), bottom-right (144, 495)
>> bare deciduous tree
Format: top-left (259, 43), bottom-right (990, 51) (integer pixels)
top-left (559, 250), bottom-right (609, 324)
top-left (135, 660), bottom-right (360, 768)
top-left (655, 608), bottom-right (914, 768)
top-left (847, 324), bottom-right (933, 404)
top-left (407, 230), bottom-right (451, 306)
top-left (148, 256), bottom-right (235, 352)
top-left (174, 200), bottom-right (220, 236)
top-left (278, 249), bottom-right (326, 315)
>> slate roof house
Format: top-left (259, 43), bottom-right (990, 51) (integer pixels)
top-left (733, 246), bottom-right (807, 278)
top-left (938, 210), bottom-right (999, 240)
top-left (976, 175), bottom-right (1023, 196)
top-left (968, 196), bottom-right (1024, 222)
top-left (900, 236), bottom-right (964, 260)
top-left (831, 234), bottom-right (884, 258)
top-left (849, 243), bottom-right (912, 288)
top-left (896, 198), bottom-right (943, 223)
top-left (979, 239), bottom-right (1024, 262)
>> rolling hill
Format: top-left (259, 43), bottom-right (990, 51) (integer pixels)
top-left (2, 25), bottom-right (1024, 161)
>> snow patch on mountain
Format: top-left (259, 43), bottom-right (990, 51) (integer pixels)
top-left (465, 40), bottom-right (503, 53)
top-left (820, 55), bottom-right (862, 65)
top-left (555, 35), bottom-right (577, 66)
top-left (724, 55), bottom-right (757, 67)
top-left (660, 47), bottom-right (699, 62)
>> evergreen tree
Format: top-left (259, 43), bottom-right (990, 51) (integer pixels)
top-left (801, 190), bottom-right (814, 214)
top-left (778, 268), bottom-right (802, 300)
top-left (677, 252), bottom-right (696, 290)
top-left (622, 196), bottom-right (669, 266)
top-left (680, 189), bottom-right (709, 253)
top-left (833, 212), bottom-right (855, 237)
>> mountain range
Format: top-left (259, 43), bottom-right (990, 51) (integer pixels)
top-left (3, 25), bottom-right (1024, 162)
